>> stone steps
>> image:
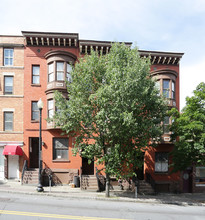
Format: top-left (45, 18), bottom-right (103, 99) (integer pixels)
top-left (138, 180), bottom-right (155, 195)
top-left (81, 175), bottom-right (98, 191)
top-left (22, 169), bottom-right (39, 185)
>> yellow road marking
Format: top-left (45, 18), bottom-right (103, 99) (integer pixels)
top-left (0, 210), bottom-right (128, 220)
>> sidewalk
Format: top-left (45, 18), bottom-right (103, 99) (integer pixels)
top-left (0, 180), bottom-right (205, 206)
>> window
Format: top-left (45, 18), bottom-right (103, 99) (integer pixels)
top-left (195, 167), bottom-right (205, 185)
top-left (47, 61), bottom-right (73, 83)
top-left (4, 76), bottom-right (13, 94)
top-left (163, 79), bottom-right (170, 98)
top-left (172, 81), bottom-right (175, 99)
top-left (32, 65), bottom-right (40, 84)
top-left (66, 63), bottom-right (72, 83)
top-left (48, 99), bottom-right (54, 118)
top-left (57, 62), bottom-right (64, 81)
top-left (155, 80), bottom-right (160, 96)
top-left (4, 48), bottom-right (13, 66)
top-left (4, 112), bottom-right (13, 131)
top-left (31, 101), bottom-right (39, 120)
top-left (155, 152), bottom-right (168, 173)
top-left (53, 138), bottom-right (68, 160)
top-left (163, 116), bottom-right (170, 134)
top-left (48, 63), bottom-right (54, 82)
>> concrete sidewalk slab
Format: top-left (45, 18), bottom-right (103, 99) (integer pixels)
top-left (0, 180), bottom-right (205, 206)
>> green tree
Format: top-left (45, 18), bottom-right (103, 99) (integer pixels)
top-left (169, 82), bottom-right (205, 172)
top-left (53, 43), bottom-right (167, 197)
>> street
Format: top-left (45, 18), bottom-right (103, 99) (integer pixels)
top-left (0, 192), bottom-right (204, 220)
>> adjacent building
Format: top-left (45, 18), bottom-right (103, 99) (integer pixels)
top-left (0, 35), bottom-right (24, 180)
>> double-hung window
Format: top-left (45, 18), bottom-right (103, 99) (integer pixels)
top-left (56, 62), bottom-right (64, 81)
top-left (4, 48), bottom-right (13, 66)
top-left (32, 65), bottom-right (40, 84)
top-left (48, 63), bottom-right (54, 82)
top-left (48, 99), bottom-right (54, 118)
top-left (53, 138), bottom-right (68, 160)
top-left (31, 101), bottom-right (39, 120)
top-left (4, 76), bottom-right (13, 94)
top-left (66, 63), bottom-right (72, 82)
top-left (4, 112), bottom-right (13, 131)
top-left (163, 79), bottom-right (170, 98)
top-left (155, 152), bottom-right (168, 173)
top-left (163, 116), bottom-right (170, 134)
top-left (172, 81), bottom-right (175, 99)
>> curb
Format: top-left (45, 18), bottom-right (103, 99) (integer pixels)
top-left (0, 187), bottom-right (205, 207)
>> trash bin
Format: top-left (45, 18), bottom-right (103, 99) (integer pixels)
top-left (73, 176), bottom-right (80, 187)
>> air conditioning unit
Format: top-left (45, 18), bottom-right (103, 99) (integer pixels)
top-left (164, 137), bottom-right (170, 142)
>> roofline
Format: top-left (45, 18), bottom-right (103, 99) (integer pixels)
top-left (0, 35), bottom-right (23, 37)
top-left (139, 49), bottom-right (184, 57)
top-left (22, 31), bottom-right (79, 38)
top-left (80, 39), bottom-right (132, 45)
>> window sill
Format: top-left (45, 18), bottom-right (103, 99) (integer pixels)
top-left (154, 172), bottom-right (169, 175)
top-left (52, 160), bottom-right (70, 163)
top-left (0, 131), bottom-right (23, 134)
top-left (31, 120), bottom-right (39, 123)
top-left (31, 84), bottom-right (41, 87)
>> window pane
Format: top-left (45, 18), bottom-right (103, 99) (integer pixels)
top-left (67, 63), bottom-right (72, 72)
top-left (155, 152), bottom-right (168, 172)
top-left (57, 72), bottom-right (64, 81)
top-left (57, 62), bottom-right (64, 81)
top-left (48, 100), bottom-right (54, 118)
top-left (33, 76), bottom-right (40, 84)
top-left (172, 81), bottom-right (175, 99)
top-left (4, 49), bottom-right (13, 66)
top-left (32, 101), bottom-right (39, 120)
top-left (57, 62), bottom-right (64, 71)
top-left (4, 112), bottom-right (13, 131)
top-left (48, 63), bottom-right (54, 82)
top-left (4, 76), bottom-right (13, 94)
top-left (32, 66), bottom-right (40, 84)
top-left (163, 80), bottom-right (170, 89)
top-left (53, 138), bottom-right (68, 160)
top-left (49, 63), bottom-right (54, 73)
top-left (48, 73), bottom-right (54, 82)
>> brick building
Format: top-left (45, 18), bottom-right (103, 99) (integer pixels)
top-left (2, 31), bottom-right (198, 193)
top-left (0, 35), bottom-right (24, 180)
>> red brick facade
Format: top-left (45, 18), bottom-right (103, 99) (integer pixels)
top-left (3, 32), bottom-right (198, 193)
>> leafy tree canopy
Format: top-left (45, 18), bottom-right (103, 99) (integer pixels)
top-left (53, 43), bottom-right (167, 180)
top-left (169, 82), bottom-right (205, 172)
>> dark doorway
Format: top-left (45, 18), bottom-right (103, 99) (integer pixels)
top-left (29, 137), bottom-right (39, 168)
top-left (82, 157), bottom-right (94, 175)
top-left (183, 168), bottom-right (193, 193)
top-left (135, 153), bottom-right (145, 180)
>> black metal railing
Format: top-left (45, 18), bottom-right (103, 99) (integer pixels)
top-left (21, 160), bottom-right (28, 185)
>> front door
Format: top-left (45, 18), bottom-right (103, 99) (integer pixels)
top-left (183, 168), bottom-right (192, 193)
top-left (82, 157), bottom-right (94, 175)
top-left (0, 147), bottom-right (4, 179)
top-left (29, 138), bottom-right (39, 168)
top-left (8, 155), bottom-right (19, 179)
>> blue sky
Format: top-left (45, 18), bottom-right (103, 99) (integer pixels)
top-left (1, 0), bottom-right (204, 109)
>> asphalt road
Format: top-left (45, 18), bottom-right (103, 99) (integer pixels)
top-left (0, 192), bottom-right (205, 220)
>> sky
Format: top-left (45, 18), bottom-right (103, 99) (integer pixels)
top-left (1, 0), bottom-right (204, 110)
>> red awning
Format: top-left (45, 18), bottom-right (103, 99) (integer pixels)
top-left (3, 145), bottom-right (23, 156)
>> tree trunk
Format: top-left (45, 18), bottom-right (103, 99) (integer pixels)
top-left (105, 172), bottom-right (110, 197)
